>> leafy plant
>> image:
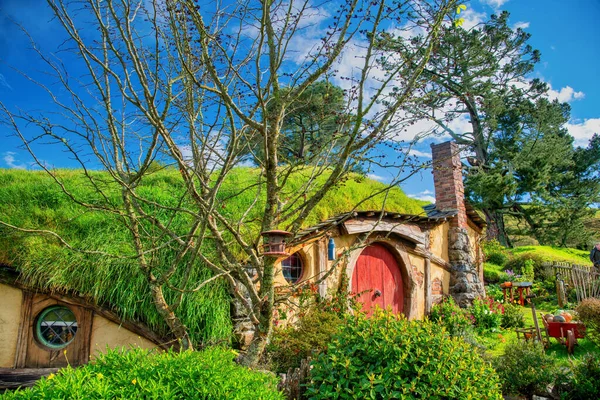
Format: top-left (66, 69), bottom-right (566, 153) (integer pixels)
top-left (429, 296), bottom-right (473, 337)
top-left (470, 298), bottom-right (503, 332)
top-left (494, 340), bottom-right (556, 399)
top-left (576, 298), bottom-right (600, 347)
top-left (268, 307), bottom-right (343, 373)
top-left (2, 347), bottom-right (283, 400)
top-left (555, 353), bottom-right (600, 399)
top-left (306, 311), bottom-right (502, 399)
top-left (501, 303), bottom-right (525, 329)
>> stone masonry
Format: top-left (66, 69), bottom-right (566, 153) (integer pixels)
top-left (431, 141), bottom-right (485, 307)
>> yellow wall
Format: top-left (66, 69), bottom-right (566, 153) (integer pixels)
top-left (0, 283), bottom-right (22, 367)
top-left (429, 223), bottom-right (449, 262)
top-left (90, 315), bottom-right (158, 358)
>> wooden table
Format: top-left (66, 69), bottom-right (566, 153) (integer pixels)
top-left (500, 282), bottom-right (533, 306)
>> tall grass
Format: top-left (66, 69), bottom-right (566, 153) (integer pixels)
top-left (0, 168), bottom-right (426, 345)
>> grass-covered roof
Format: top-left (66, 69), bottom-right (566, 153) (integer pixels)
top-left (0, 168), bottom-right (427, 344)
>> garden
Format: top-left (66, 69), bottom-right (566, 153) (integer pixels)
top-left (4, 242), bottom-right (600, 400)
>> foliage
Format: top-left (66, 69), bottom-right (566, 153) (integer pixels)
top-left (483, 240), bottom-right (511, 268)
top-left (501, 303), bottom-right (525, 329)
top-left (484, 263), bottom-right (508, 284)
top-left (429, 296), bottom-right (473, 337)
top-left (486, 284), bottom-right (504, 303)
top-left (504, 253), bottom-right (546, 278)
top-left (306, 312), bottom-right (502, 400)
top-left (576, 298), bottom-right (600, 347)
top-left (470, 298), bottom-right (503, 332)
top-left (494, 340), bottom-right (556, 399)
top-left (555, 353), bottom-right (600, 400)
top-left (267, 281), bottom-right (354, 373)
top-left (1, 348), bottom-right (283, 400)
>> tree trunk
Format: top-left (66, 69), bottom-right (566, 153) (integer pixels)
top-left (483, 208), bottom-right (510, 247)
top-left (150, 283), bottom-right (194, 351)
top-left (238, 258), bottom-right (276, 367)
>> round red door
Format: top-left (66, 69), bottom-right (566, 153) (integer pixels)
top-left (351, 243), bottom-right (403, 316)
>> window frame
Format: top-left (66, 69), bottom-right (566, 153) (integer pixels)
top-left (281, 252), bottom-right (304, 284)
top-left (34, 305), bottom-right (79, 350)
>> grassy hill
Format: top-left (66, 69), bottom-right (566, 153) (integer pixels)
top-left (0, 168), bottom-right (426, 345)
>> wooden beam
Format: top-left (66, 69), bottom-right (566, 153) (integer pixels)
top-left (425, 258), bottom-right (432, 315)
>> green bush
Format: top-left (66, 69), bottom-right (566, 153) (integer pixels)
top-left (2, 348), bottom-right (283, 400)
top-left (555, 353), bottom-right (600, 399)
top-left (306, 312), bottom-right (502, 399)
top-left (487, 252), bottom-right (509, 267)
top-left (429, 296), bottom-right (473, 337)
top-left (268, 307), bottom-right (343, 373)
top-left (486, 284), bottom-right (504, 303)
top-left (576, 298), bottom-right (600, 347)
top-left (501, 303), bottom-right (525, 329)
top-left (504, 253), bottom-right (546, 278)
top-left (494, 340), bottom-right (556, 399)
top-left (470, 298), bottom-right (503, 332)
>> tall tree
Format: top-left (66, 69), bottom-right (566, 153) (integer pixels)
top-left (380, 10), bottom-right (597, 246)
top-left (0, 0), bottom-right (459, 365)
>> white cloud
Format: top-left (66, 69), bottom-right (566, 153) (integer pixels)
top-left (547, 85), bottom-right (585, 103)
top-left (406, 148), bottom-right (432, 159)
top-left (512, 21), bottom-right (530, 30)
top-left (566, 119), bottom-right (600, 147)
top-left (480, 0), bottom-right (509, 9)
top-left (367, 173), bottom-right (387, 182)
top-left (2, 152), bottom-right (27, 169)
top-left (460, 9), bottom-right (486, 30)
top-left (407, 190), bottom-right (435, 203)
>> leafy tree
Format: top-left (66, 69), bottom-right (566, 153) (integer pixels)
top-left (0, 0), bottom-right (460, 366)
top-left (380, 10), bottom-right (599, 246)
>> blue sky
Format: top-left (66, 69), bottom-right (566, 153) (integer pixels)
top-left (1, 0), bottom-right (599, 204)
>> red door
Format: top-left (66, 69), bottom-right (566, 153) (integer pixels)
top-left (351, 243), bottom-right (403, 316)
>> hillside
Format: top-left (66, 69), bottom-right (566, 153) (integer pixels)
top-left (0, 168), bottom-right (427, 345)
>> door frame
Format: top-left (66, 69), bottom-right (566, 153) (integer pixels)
top-left (346, 235), bottom-right (418, 319)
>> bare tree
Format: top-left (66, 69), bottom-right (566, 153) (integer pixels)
top-left (1, 0), bottom-right (459, 366)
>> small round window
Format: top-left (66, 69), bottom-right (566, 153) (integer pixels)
top-left (282, 253), bottom-right (303, 284)
top-left (35, 306), bottom-right (78, 349)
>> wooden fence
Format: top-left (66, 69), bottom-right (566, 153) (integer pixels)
top-left (543, 262), bottom-right (600, 303)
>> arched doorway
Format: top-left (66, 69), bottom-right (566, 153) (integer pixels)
top-left (351, 243), bottom-right (404, 316)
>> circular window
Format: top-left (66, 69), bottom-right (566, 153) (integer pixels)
top-left (35, 306), bottom-right (78, 349)
top-left (282, 253), bottom-right (303, 284)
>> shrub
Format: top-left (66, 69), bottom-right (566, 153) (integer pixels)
top-left (504, 253), bottom-right (545, 278)
top-left (268, 307), bottom-right (343, 373)
top-left (470, 297), bottom-right (503, 332)
top-left (501, 303), bottom-right (525, 329)
top-left (2, 347), bottom-right (283, 400)
top-left (429, 296), bottom-right (472, 337)
top-left (487, 252), bottom-right (509, 267)
top-left (306, 312), bottom-right (502, 400)
top-left (494, 340), bottom-right (556, 399)
top-left (486, 284), bottom-right (505, 302)
top-left (576, 298), bottom-right (600, 346)
top-left (555, 353), bottom-right (600, 399)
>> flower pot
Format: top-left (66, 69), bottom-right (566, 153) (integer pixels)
top-left (503, 282), bottom-right (512, 287)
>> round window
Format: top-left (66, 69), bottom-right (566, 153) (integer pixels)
top-left (35, 306), bottom-right (78, 349)
top-left (282, 253), bottom-right (303, 284)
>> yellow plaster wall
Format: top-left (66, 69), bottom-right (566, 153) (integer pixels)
top-left (429, 223), bottom-right (449, 262)
top-left (407, 255), bottom-right (426, 319)
top-left (432, 263), bottom-right (451, 293)
top-left (90, 315), bottom-right (158, 358)
top-left (0, 283), bottom-right (22, 367)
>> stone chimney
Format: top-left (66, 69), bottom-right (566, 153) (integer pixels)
top-left (431, 141), bottom-right (467, 229)
top-left (430, 141), bottom-right (485, 307)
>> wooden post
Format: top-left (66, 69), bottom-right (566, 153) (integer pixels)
top-left (425, 258), bottom-right (432, 315)
top-left (318, 239), bottom-right (327, 298)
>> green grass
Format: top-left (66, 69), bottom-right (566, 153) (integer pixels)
top-left (508, 246), bottom-right (590, 265)
top-left (477, 304), bottom-right (600, 367)
top-left (0, 168), bottom-right (426, 346)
